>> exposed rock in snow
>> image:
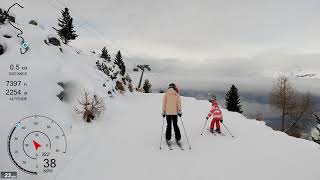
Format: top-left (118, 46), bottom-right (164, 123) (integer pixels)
top-left (57, 82), bottom-right (65, 101)
top-left (3, 34), bottom-right (11, 38)
top-left (28, 19), bottom-right (38, 26)
top-left (0, 44), bottom-right (4, 55)
top-left (48, 37), bottom-right (61, 46)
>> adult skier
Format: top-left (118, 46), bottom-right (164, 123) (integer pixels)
top-left (206, 96), bottom-right (223, 133)
top-left (162, 83), bottom-right (182, 143)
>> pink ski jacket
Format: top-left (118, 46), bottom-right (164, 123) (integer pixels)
top-left (207, 102), bottom-right (223, 120)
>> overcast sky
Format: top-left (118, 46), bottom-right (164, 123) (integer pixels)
top-left (4, 0), bottom-right (320, 95)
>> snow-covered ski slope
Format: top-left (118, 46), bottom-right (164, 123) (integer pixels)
top-left (56, 93), bottom-right (320, 180)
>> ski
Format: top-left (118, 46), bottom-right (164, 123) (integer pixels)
top-left (210, 131), bottom-right (216, 136)
top-left (166, 140), bottom-right (173, 150)
top-left (207, 128), bottom-right (216, 136)
top-left (176, 141), bottom-right (184, 150)
top-left (215, 131), bottom-right (226, 136)
top-left (206, 128), bottom-right (226, 136)
top-left (211, 132), bottom-right (217, 136)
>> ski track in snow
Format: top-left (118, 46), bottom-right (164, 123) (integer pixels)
top-left (56, 93), bottom-right (320, 180)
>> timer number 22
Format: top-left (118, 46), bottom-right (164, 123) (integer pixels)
top-left (44, 159), bottom-right (56, 168)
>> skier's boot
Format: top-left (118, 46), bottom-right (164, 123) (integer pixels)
top-left (210, 128), bottom-right (214, 133)
top-left (216, 128), bottom-right (221, 134)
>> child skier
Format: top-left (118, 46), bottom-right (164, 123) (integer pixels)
top-left (206, 96), bottom-right (223, 133)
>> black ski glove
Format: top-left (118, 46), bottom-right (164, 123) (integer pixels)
top-left (220, 119), bottom-right (223, 123)
top-left (162, 112), bottom-right (166, 118)
top-left (178, 111), bottom-right (182, 117)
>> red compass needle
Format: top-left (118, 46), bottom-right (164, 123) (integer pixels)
top-left (32, 140), bottom-right (41, 151)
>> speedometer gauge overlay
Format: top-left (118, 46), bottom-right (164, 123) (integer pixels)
top-left (7, 115), bottom-right (67, 175)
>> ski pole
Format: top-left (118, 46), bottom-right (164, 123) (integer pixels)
top-left (200, 118), bottom-right (209, 135)
top-left (221, 122), bottom-right (234, 138)
top-left (159, 117), bottom-right (165, 149)
top-left (180, 117), bottom-right (192, 149)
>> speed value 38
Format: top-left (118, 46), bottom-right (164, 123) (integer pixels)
top-left (7, 115), bottom-right (67, 175)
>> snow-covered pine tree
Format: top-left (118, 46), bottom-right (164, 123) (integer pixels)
top-left (100, 47), bottom-right (111, 63)
top-left (115, 81), bottom-right (125, 93)
top-left (96, 61), bottom-right (102, 70)
top-left (96, 49), bottom-right (133, 93)
top-left (143, 79), bottom-right (152, 93)
top-left (114, 51), bottom-right (126, 76)
top-left (55, 8), bottom-right (78, 44)
top-left (0, 8), bottom-right (7, 24)
top-left (124, 73), bottom-right (134, 92)
top-left (128, 83), bottom-right (134, 92)
top-left (225, 84), bottom-right (243, 113)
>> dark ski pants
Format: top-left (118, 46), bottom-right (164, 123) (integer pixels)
top-left (166, 115), bottom-right (181, 141)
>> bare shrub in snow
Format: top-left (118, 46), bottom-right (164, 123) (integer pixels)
top-left (270, 76), bottom-right (315, 135)
top-left (285, 92), bottom-right (314, 133)
top-left (270, 76), bottom-right (296, 131)
top-left (75, 91), bottom-right (105, 122)
top-left (286, 126), bottom-right (302, 138)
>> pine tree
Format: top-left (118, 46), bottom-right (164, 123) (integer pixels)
top-left (114, 51), bottom-right (126, 76)
top-left (56, 8), bottom-right (78, 44)
top-left (100, 47), bottom-right (111, 62)
top-left (143, 79), bottom-right (152, 93)
top-left (225, 84), bottom-right (243, 113)
top-left (115, 81), bottom-right (125, 93)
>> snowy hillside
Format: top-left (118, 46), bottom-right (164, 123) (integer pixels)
top-left (1, 6), bottom-right (320, 180)
top-left (0, 18), bottom-right (120, 179)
